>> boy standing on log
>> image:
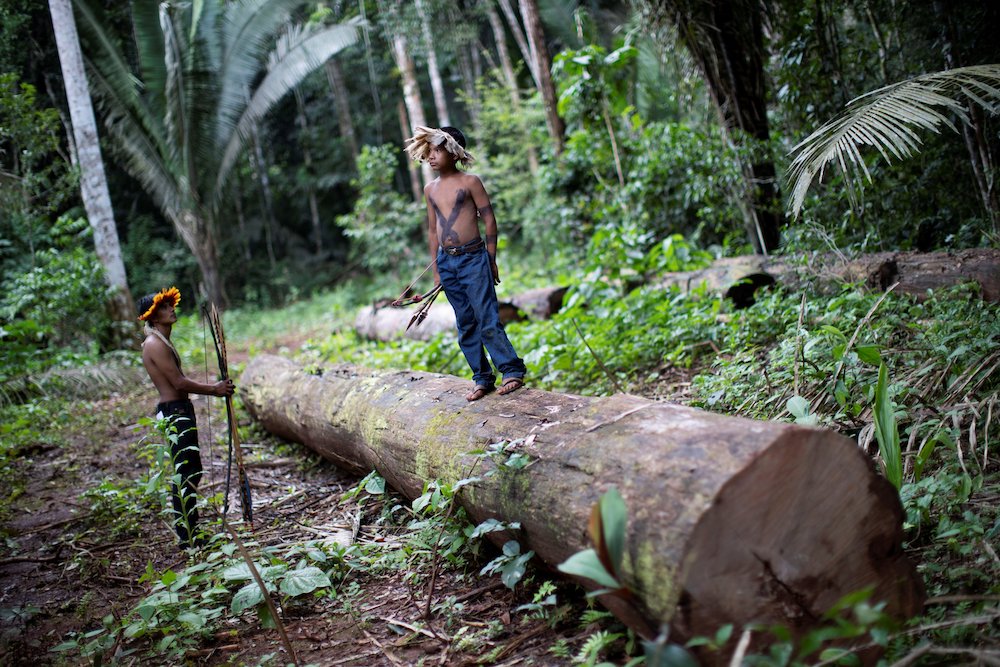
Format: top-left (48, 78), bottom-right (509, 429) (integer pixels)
top-left (137, 287), bottom-right (234, 548)
top-left (405, 126), bottom-right (526, 401)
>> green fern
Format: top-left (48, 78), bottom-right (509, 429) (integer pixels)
top-left (574, 630), bottom-right (622, 665)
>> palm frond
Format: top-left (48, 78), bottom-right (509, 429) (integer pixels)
top-left (787, 64), bottom-right (1000, 218)
top-left (213, 18), bottom-right (360, 202)
top-left (72, 0), bottom-right (143, 107)
top-left (215, 0), bottom-right (304, 146)
top-left (84, 49), bottom-right (186, 220)
top-left (160, 3), bottom-right (192, 170)
top-left (129, 0), bottom-right (167, 109)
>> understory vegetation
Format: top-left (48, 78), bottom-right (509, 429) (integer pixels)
top-left (1, 244), bottom-right (996, 663)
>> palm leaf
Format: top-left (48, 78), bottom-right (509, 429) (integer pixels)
top-left (787, 64), bottom-right (1000, 218)
top-left (215, 0), bottom-right (305, 146)
top-left (214, 18), bottom-right (360, 201)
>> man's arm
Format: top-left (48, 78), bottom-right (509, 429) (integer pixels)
top-left (425, 184), bottom-right (440, 285)
top-left (146, 339), bottom-right (233, 396)
top-left (470, 176), bottom-right (500, 285)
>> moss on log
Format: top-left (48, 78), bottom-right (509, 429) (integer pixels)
top-left (241, 355), bottom-right (923, 658)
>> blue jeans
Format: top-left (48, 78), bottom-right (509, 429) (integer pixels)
top-left (437, 247), bottom-right (526, 388)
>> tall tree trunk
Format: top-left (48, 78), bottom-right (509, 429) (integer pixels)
top-left (324, 59), bottom-right (359, 166)
top-left (398, 100), bottom-right (423, 203)
top-left (249, 125), bottom-right (278, 269)
top-left (415, 0), bottom-right (450, 127)
top-left (934, 1), bottom-right (999, 236)
top-left (242, 355), bottom-right (924, 662)
top-left (293, 87), bottom-right (323, 256)
top-left (650, 0), bottom-right (782, 254)
top-left (487, 4), bottom-right (538, 174)
top-left (392, 33), bottom-right (433, 187)
top-left (457, 42), bottom-right (480, 134)
top-left (497, 0), bottom-right (538, 89)
top-left (518, 0), bottom-right (564, 154)
top-left (48, 0), bottom-right (134, 336)
top-left (173, 209), bottom-right (227, 307)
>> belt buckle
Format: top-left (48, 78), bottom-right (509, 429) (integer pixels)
top-left (446, 246), bottom-right (460, 256)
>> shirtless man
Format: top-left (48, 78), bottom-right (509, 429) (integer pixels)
top-left (137, 287), bottom-right (233, 548)
top-left (405, 125), bottom-right (526, 401)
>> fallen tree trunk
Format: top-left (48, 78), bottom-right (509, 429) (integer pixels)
top-left (241, 355), bottom-right (923, 659)
top-left (657, 248), bottom-right (1000, 306)
top-left (355, 286), bottom-right (567, 342)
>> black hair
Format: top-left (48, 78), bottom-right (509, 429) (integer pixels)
top-left (440, 126), bottom-right (467, 149)
top-left (136, 293), bottom-right (157, 317)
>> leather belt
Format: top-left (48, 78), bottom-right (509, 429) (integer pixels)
top-left (442, 238), bottom-right (484, 256)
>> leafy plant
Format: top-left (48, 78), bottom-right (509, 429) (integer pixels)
top-left (787, 64), bottom-right (1000, 219)
top-left (558, 486), bottom-right (628, 593)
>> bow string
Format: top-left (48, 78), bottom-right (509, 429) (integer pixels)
top-left (204, 302), bottom-right (253, 527)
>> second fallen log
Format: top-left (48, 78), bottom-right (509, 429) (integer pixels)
top-left (241, 355), bottom-right (923, 660)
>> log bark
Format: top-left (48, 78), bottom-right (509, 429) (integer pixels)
top-left (656, 249), bottom-right (1000, 307)
top-left (241, 355), bottom-right (923, 660)
top-left (354, 286), bottom-right (566, 342)
top-left (354, 298), bottom-right (527, 342)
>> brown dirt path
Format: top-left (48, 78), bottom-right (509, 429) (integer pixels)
top-left (0, 370), bottom-right (609, 666)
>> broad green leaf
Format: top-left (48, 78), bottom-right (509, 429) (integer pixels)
top-left (557, 549), bottom-right (621, 589)
top-left (599, 487), bottom-right (627, 579)
top-left (177, 611), bottom-right (206, 629)
top-left (231, 582), bottom-right (264, 615)
top-left (364, 475), bottom-right (385, 494)
top-left (856, 345), bottom-right (882, 366)
top-left (221, 562), bottom-right (253, 582)
top-left (786, 395), bottom-right (810, 419)
top-left (279, 566), bottom-right (331, 597)
top-left (873, 363), bottom-right (902, 489)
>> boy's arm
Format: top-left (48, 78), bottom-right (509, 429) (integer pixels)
top-left (147, 340), bottom-right (233, 396)
top-left (470, 176), bottom-right (500, 285)
top-left (425, 185), bottom-right (440, 285)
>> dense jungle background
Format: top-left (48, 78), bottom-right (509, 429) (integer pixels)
top-left (1, 0), bottom-right (998, 665)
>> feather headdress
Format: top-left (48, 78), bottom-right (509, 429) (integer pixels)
top-left (137, 286), bottom-right (180, 321)
top-left (404, 126), bottom-right (475, 167)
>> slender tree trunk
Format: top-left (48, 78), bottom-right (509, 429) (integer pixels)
top-left (457, 43), bottom-right (480, 134)
top-left (173, 209), bottom-right (227, 307)
top-left (415, 0), bottom-right (450, 127)
top-left (392, 33), bottom-right (433, 187)
top-left (398, 100), bottom-right (423, 203)
top-left (249, 126), bottom-right (278, 269)
top-left (497, 0), bottom-right (538, 89)
top-left (324, 59), bottom-right (359, 166)
top-left (48, 0), bottom-right (134, 335)
top-left (518, 0), bottom-right (564, 154)
top-left (934, 1), bottom-right (1000, 235)
top-left (666, 0), bottom-right (782, 253)
top-left (232, 180), bottom-right (252, 261)
top-left (293, 87), bottom-right (323, 256)
top-left (487, 4), bottom-right (538, 174)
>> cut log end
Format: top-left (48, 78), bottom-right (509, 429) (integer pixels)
top-left (674, 429), bottom-right (923, 656)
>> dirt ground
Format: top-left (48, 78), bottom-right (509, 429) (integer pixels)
top-left (0, 369), bottom-right (611, 667)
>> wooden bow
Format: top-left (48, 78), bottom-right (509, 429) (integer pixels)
top-left (204, 302), bottom-right (253, 527)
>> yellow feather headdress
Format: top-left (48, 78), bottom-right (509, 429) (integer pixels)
top-left (137, 286), bottom-right (181, 321)
top-left (403, 126), bottom-right (475, 167)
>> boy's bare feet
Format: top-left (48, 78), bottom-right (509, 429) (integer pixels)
top-left (497, 377), bottom-right (524, 396)
top-left (466, 385), bottom-right (492, 402)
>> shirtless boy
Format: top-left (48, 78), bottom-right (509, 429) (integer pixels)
top-left (404, 126), bottom-right (526, 401)
top-left (138, 287), bottom-right (233, 548)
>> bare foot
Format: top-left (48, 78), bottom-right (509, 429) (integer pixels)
top-left (497, 377), bottom-right (524, 396)
top-left (465, 385), bottom-right (492, 402)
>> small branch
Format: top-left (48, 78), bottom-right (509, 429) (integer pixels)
top-left (830, 282), bottom-right (898, 392)
top-left (571, 317), bottom-right (625, 394)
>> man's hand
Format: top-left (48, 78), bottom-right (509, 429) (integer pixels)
top-left (490, 259), bottom-right (500, 285)
top-left (214, 379), bottom-right (235, 397)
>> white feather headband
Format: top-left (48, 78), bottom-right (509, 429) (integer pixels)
top-left (403, 126), bottom-right (475, 167)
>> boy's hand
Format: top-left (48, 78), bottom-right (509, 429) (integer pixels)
top-left (490, 259), bottom-right (500, 285)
